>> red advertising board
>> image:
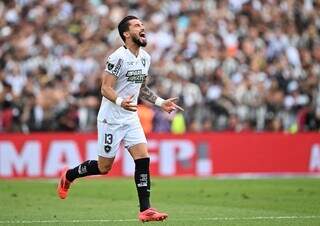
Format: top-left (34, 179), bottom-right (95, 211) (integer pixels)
top-left (0, 133), bottom-right (320, 178)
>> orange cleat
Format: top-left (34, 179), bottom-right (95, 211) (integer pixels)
top-left (57, 167), bottom-right (71, 199)
top-left (138, 208), bottom-right (168, 222)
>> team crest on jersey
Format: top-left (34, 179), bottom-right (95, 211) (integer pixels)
top-left (126, 69), bottom-right (146, 83)
top-left (141, 58), bottom-right (146, 67)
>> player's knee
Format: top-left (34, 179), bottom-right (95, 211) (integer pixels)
top-left (134, 153), bottom-right (149, 159)
top-left (98, 163), bottom-right (112, 174)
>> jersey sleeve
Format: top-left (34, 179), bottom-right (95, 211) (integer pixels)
top-left (105, 52), bottom-right (124, 77)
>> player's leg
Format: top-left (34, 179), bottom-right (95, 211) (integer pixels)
top-left (125, 121), bottom-right (168, 222)
top-left (57, 121), bottom-right (121, 199)
top-left (57, 156), bottom-right (114, 199)
top-left (66, 157), bottom-right (113, 182)
top-left (128, 143), bottom-right (150, 211)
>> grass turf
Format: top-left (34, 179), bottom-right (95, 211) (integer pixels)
top-left (0, 178), bottom-right (319, 226)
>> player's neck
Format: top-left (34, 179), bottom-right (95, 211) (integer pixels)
top-left (125, 42), bottom-right (140, 57)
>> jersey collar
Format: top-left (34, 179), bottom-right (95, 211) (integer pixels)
top-left (123, 45), bottom-right (141, 59)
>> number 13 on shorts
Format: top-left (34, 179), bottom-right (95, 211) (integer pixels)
top-left (104, 134), bottom-right (113, 153)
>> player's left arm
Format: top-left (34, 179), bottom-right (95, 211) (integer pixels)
top-left (139, 77), bottom-right (184, 113)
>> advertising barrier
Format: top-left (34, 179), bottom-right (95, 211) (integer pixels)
top-left (0, 133), bottom-right (320, 178)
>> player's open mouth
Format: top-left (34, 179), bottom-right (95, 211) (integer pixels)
top-left (139, 32), bottom-right (145, 38)
top-left (139, 32), bottom-right (146, 41)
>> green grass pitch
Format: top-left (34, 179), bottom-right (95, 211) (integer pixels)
top-left (0, 178), bottom-right (320, 226)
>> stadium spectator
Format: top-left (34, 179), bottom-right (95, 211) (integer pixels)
top-left (0, 0), bottom-right (319, 133)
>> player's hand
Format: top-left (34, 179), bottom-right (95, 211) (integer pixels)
top-left (121, 95), bottom-right (138, 112)
top-left (160, 97), bottom-right (184, 113)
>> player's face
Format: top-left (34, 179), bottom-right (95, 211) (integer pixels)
top-left (128, 19), bottom-right (147, 47)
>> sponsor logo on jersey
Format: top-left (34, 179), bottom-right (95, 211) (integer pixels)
top-left (127, 61), bottom-right (135, 65)
top-left (126, 69), bottom-right (146, 83)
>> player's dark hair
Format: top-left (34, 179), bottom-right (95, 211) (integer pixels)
top-left (118, 15), bottom-right (139, 42)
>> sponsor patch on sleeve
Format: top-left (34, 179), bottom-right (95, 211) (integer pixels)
top-left (112, 58), bottom-right (123, 76)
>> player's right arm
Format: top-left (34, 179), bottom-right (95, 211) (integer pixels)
top-left (101, 51), bottom-right (137, 112)
top-left (101, 72), bottom-right (137, 112)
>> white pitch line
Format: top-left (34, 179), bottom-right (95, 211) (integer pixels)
top-left (0, 219), bottom-right (137, 224)
top-left (1, 216), bottom-right (320, 224)
top-left (199, 215), bottom-right (320, 221)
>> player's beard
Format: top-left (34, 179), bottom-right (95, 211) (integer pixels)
top-left (132, 34), bottom-right (147, 47)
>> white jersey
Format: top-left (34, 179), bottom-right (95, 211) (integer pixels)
top-left (97, 46), bottom-right (151, 124)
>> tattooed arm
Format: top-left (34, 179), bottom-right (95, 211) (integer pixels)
top-left (139, 78), bottom-right (158, 104)
top-left (139, 77), bottom-right (184, 113)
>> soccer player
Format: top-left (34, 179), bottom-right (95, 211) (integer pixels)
top-left (57, 15), bottom-right (183, 222)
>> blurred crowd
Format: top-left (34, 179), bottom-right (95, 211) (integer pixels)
top-left (1, 0), bottom-right (320, 133)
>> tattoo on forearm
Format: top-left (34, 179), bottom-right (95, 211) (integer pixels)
top-left (139, 81), bottom-right (158, 104)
